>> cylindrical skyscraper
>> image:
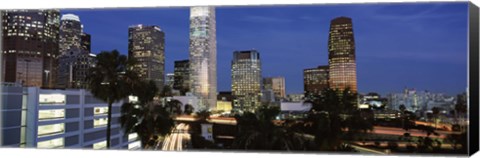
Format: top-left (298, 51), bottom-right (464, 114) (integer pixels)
top-left (328, 17), bottom-right (357, 93)
top-left (189, 6), bottom-right (217, 110)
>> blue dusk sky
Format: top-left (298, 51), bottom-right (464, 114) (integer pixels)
top-left (66, 2), bottom-right (468, 96)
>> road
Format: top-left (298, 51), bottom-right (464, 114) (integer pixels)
top-left (372, 126), bottom-right (458, 138)
top-left (158, 123), bottom-right (191, 151)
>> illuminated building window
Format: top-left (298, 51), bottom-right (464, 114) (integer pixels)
top-left (128, 141), bottom-right (141, 150)
top-left (39, 94), bottom-right (66, 105)
top-left (37, 137), bottom-right (64, 148)
top-left (93, 140), bottom-right (107, 149)
top-left (128, 133), bottom-right (138, 141)
top-left (38, 123), bottom-right (65, 137)
top-left (38, 109), bottom-right (65, 120)
top-left (93, 107), bottom-right (108, 116)
top-left (94, 118), bottom-right (108, 128)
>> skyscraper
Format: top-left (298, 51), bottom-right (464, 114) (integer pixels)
top-left (231, 50), bottom-right (262, 112)
top-left (165, 73), bottom-right (174, 88)
top-left (57, 14), bottom-right (96, 89)
top-left (263, 77), bottom-right (286, 101)
top-left (174, 59), bottom-right (190, 95)
top-left (128, 24), bottom-right (165, 90)
top-left (189, 6), bottom-right (217, 110)
top-left (2, 10), bottom-right (60, 88)
top-left (328, 17), bottom-right (357, 93)
top-left (59, 14), bottom-right (82, 55)
top-left (303, 65), bottom-right (329, 98)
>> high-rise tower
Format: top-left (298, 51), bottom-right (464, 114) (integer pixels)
top-left (128, 24), bottom-right (165, 90)
top-left (304, 65), bottom-right (329, 98)
top-left (328, 17), bottom-right (357, 93)
top-left (189, 6), bottom-right (217, 110)
top-left (2, 10), bottom-right (60, 88)
top-left (57, 14), bottom-right (96, 89)
top-left (231, 50), bottom-right (262, 112)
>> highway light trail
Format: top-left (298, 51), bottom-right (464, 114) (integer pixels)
top-left (161, 123), bottom-right (190, 151)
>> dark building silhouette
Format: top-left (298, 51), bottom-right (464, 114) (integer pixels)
top-left (328, 16), bottom-right (357, 93)
top-left (128, 24), bottom-right (165, 90)
top-left (304, 65), bottom-right (329, 98)
top-left (81, 33), bottom-right (91, 52)
top-left (174, 59), bottom-right (190, 95)
top-left (2, 10), bottom-right (60, 88)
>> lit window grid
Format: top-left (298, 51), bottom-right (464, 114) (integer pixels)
top-left (231, 55), bottom-right (262, 109)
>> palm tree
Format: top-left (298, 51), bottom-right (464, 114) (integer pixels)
top-left (87, 50), bottom-right (139, 148)
top-left (165, 99), bottom-right (183, 116)
top-left (120, 79), bottom-right (179, 149)
top-left (303, 88), bottom-right (371, 151)
top-left (232, 105), bottom-right (306, 151)
top-left (121, 101), bottom-right (175, 149)
top-left (184, 104), bottom-right (194, 115)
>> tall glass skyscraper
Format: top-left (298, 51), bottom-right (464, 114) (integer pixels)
top-left (328, 17), bottom-right (357, 93)
top-left (231, 50), bottom-right (262, 112)
top-left (189, 6), bottom-right (217, 110)
top-left (2, 10), bottom-right (60, 88)
top-left (128, 24), bottom-right (165, 90)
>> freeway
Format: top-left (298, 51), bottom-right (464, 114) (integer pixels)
top-left (157, 123), bottom-right (191, 151)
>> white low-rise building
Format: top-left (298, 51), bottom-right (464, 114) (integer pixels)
top-left (1, 85), bottom-right (140, 149)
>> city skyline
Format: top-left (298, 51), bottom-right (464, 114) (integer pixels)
top-left (64, 2), bottom-right (468, 95)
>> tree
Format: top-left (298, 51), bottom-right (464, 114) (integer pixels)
top-left (303, 88), bottom-right (371, 151)
top-left (119, 79), bottom-right (177, 149)
top-left (184, 104), bottom-right (194, 115)
top-left (87, 50), bottom-right (139, 148)
top-left (165, 99), bottom-right (183, 116)
top-left (231, 105), bottom-right (307, 151)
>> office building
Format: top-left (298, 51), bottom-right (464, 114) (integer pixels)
top-left (217, 92), bottom-right (235, 112)
top-left (57, 14), bottom-right (96, 89)
top-left (2, 10), bottom-right (60, 88)
top-left (173, 60), bottom-right (190, 95)
top-left (59, 14), bottom-right (82, 56)
top-left (1, 84), bottom-right (140, 149)
top-left (56, 52), bottom-right (97, 89)
top-left (303, 65), bottom-right (329, 98)
top-left (328, 17), bottom-right (357, 92)
top-left (387, 88), bottom-right (456, 112)
top-left (165, 73), bottom-right (174, 88)
top-left (189, 6), bottom-right (217, 110)
top-left (263, 77), bottom-right (286, 101)
top-left (286, 93), bottom-right (304, 102)
top-left (261, 89), bottom-right (275, 103)
top-left (128, 24), bottom-right (165, 90)
top-left (231, 50), bottom-right (262, 112)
